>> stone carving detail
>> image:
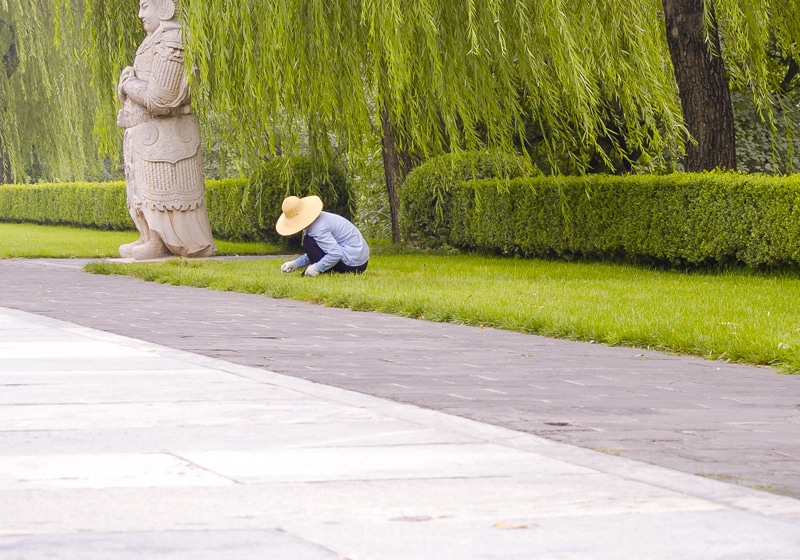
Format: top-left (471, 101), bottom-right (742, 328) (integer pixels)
top-left (116, 0), bottom-right (215, 260)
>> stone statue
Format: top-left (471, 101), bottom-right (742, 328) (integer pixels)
top-left (116, 0), bottom-right (216, 260)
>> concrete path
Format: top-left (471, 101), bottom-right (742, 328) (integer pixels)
top-left (1, 258), bottom-right (799, 499)
top-left (1, 257), bottom-right (800, 557)
top-left (2, 305), bottom-right (800, 559)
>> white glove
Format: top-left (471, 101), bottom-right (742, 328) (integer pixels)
top-left (303, 264), bottom-right (321, 277)
top-left (280, 260), bottom-right (299, 273)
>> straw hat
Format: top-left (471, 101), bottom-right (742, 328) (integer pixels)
top-left (275, 195), bottom-right (323, 236)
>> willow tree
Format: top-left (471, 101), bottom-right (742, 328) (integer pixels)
top-left (0, 0), bottom-right (102, 183)
top-left (711, 0), bottom-right (800, 173)
top-left (663, 0), bottom-right (800, 171)
top-left (0, 14), bottom-right (19, 182)
top-left (662, 0), bottom-right (736, 171)
top-left (80, 0), bottom-right (799, 240)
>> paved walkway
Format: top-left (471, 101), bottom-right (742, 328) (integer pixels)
top-left (1, 257), bottom-right (800, 558)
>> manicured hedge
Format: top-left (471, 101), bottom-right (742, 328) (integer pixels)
top-left (0, 181), bottom-right (131, 230)
top-left (0, 157), bottom-right (351, 243)
top-left (446, 173), bottom-right (800, 268)
top-left (399, 150), bottom-right (533, 249)
top-left (204, 178), bottom-right (254, 240)
top-left (241, 157), bottom-right (352, 244)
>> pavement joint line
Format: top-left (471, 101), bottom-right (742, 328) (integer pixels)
top-left (3, 305), bottom-right (800, 523)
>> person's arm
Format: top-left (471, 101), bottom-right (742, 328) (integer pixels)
top-left (281, 253), bottom-right (309, 272)
top-left (309, 229), bottom-right (344, 272)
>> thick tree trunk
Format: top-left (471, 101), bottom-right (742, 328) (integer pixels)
top-left (380, 106), bottom-right (414, 244)
top-left (2, 41), bottom-right (18, 78)
top-left (1, 19), bottom-right (17, 183)
top-left (662, 0), bottom-right (736, 171)
top-left (0, 137), bottom-right (10, 184)
top-left (780, 58), bottom-right (799, 93)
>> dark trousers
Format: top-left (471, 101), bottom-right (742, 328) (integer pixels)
top-left (303, 235), bottom-right (368, 274)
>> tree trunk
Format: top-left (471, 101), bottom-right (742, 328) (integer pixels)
top-left (1, 19), bottom-right (17, 183)
top-left (780, 58), bottom-right (799, 94)
top-left (2, 41), bottom-right (18, 78)
top-left (380, 106), bottom-right (414, 244)
top-left (0, 137), bottom-right (10, 184)
top-left (662, 0), bottom-right (736, 171)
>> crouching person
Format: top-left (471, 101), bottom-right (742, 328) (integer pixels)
top-left (276, 195), bottom-right (369, 276)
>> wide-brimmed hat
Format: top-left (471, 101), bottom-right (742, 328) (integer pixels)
top-left (275, 195), bottom-right (323, 236)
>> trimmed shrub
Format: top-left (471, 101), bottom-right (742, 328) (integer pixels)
top-left (399, 150), bottom-right (533, 248)
top-left (0, 156), bottom-right (351, 243)
top-left (0, 181), bottom-right (130, 230)
top-left (204, 178), bottom-right (252, 240)
top-left (447, 173), bottom-right (800, 268)
top-left (242, 157), bottom-right (352, 244)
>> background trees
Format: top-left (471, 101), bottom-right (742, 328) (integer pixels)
top-left (660, 0), bottom-right (800, 172)
top-left (78, 0), bottom-right (797, 174)
top-left (0, 15), bottom-right (20, 183)
top-left (175, 0), bottom-right (688, 241)
top-left (661, 0), bottom-right (736, 171)
top-left (4, 0), bottom-right (798, 239)
top-left (0, 0), bottom-right (102, 183)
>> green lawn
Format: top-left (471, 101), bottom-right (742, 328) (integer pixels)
top-left (3, 222), bottom-right (798, 373)
top-left (0, 222), bottom-right (279, 258)
top-left (85, 250), bottom-right (800, 374)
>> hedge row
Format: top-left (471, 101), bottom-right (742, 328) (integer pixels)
top-left (239, 157), bottom-right (352, 244)
top-left (0, 157), bottom-right (351, 243)
top-left (399, 150), bottom-right (533, 249)
top-left (0, 181), bottom-right (131, 230)
top-left (445, 173), bottom-right (800, 268)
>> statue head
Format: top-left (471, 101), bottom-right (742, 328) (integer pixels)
top-left (153, 0), bottom-right (176, 21)
top-left (139, 0), bottom-right (176, 34)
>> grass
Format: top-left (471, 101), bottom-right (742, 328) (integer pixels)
top-left (0, 222), bottom-right (279, 258)
top-left (84, 249), bottom-right (800, 374)
top-left (3, 222), bottom-right (799, 373)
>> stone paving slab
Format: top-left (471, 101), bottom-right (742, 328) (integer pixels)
top-left (1, 306), bottom-right (800, 559)
top-left (1, 257), bottom-right (800, 500)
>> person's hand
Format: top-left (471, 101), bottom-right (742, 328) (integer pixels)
top-left (303, 264), bottom-right (321, 277)
top-left (280, 260), bottom-right (299, 273)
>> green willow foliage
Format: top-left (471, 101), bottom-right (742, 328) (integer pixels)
top-left (0, 0), bottom-right (101, 182)
top-left (713, 0), bottom-right (800, 168)
top-left (180, 0), bottom-right (684, 170)
top-left (73, 0), bottom-right (141, 158)
top-left (79, 0), bottom-right (799, 174)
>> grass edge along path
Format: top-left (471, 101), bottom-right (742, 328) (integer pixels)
top-left (84, 254), bottom-right (800, 374)
top-left (0, 222), bottom-right (279, 258)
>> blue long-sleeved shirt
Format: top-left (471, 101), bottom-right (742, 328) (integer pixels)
top-left (293, 212), bottom-right (370, 272)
